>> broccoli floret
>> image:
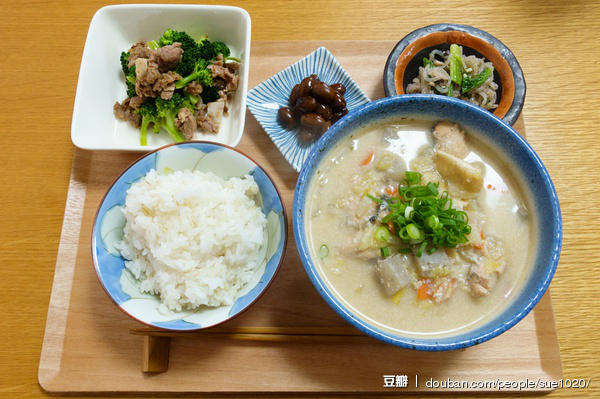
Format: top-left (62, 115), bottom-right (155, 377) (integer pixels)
top-left (211, 42), bottom-right (231, 59)
top-left (175, 59), bottom-right (213, 90)
top-left (135, 100), bottom-right (162, 146)
top-left (158, 29), bottom-right (203, 76)
top-left (198, 39), bottom-right (231, 60)
top-left (133, 94), bottom-right (193, 144)
top-left (120, 51), bottom-right (130, 74)
top-left (120, 51), bottom-right (137, 98)
top-left (200, 85), bottom-right (221, 104)
top-left (158, 29), bottom-right (177, 47)
top-left (125, 65), bottom-right (137, 98)
top-left (155, 93), bottom-right (193, 142)
top-left (125, 79), bottom-right (136, 98)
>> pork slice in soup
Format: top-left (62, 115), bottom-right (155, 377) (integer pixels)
top-left (306, 121), bottom-right (533, 336)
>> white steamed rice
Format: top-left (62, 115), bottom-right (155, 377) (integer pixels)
top-left (116, 169), bottom-right (267, 314)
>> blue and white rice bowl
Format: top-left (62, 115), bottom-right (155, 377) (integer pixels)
top-left (293, 95), bottom-right (561, 350)
top-left (92, 142), bottom-right (287, 331)
top-left (247, 46), bottom-right (371, 172)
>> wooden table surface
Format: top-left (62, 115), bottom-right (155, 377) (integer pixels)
top-left (1, 0), bottom-right (599, 398)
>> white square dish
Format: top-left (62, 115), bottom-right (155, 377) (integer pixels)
top-left (71, 4), bottom-right (251, 151)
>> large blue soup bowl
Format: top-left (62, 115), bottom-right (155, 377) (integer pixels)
top-left (293, 95), bottom-right (561, 350)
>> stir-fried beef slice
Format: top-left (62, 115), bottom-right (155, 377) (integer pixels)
top-left (224, 62), bottom-right (239, 71)
top-left (226, 75), bottom-right (239, 91)
top-left (136, 59), bottom-right (181, 99)
top-left (153, 71), bottom-right (181, 100)
top-left (214, 78), bottom-right (227, 90)
top-left (152, 43), bottom-right (184, 73)
top-left (212, 53), bottom-right (224, 67)
top-left (184, 81), bottom-right (203, 95)
top-left (135, 59), bottom-right (160, 97)
top-left (196, 105), bottom-right (220, 134)
top-left (208, 54), bottom-right (238, 92)
top-left (175, 108), bottom-right (197, 140)
top-left (128, 96), bottom-right (148, 110)
top-left (209, 62), bottom-right (236, 83)
top-left (128, 42), bottom-right (154, 67)
top-left (114, 99), bottom-right (142, 128)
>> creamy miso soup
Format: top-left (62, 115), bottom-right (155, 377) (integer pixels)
top-left (306, 120), bottom-right (535, 337)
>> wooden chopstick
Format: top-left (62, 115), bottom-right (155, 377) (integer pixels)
top-left (130, 326), bottom-right (372, 343)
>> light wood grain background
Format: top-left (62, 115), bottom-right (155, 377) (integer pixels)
top-left (1, 0), bottom-right (599, 398)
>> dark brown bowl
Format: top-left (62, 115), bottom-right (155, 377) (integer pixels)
top-left (383, 24), bottom-right (525, 125)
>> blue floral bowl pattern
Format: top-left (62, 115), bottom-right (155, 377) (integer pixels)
top-left (92, 142), bottom-right (287, 331)
top-left (246, 47), bottom-right (371, 172)
top-left (293, 95), bottom-right (562, 351)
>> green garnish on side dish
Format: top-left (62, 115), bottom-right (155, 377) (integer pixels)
top-left (461, 68), bottom-right (492, 94)
top-left (422, 57), bottom-right (434, 68)
top-left (449, 44), bottom-right (463, 86)
top-left (370, 171), bottom-right (471, 257)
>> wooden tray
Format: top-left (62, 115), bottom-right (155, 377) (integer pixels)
top-left (38, 41), bottom-right (563, 394)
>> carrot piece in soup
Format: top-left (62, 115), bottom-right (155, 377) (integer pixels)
top-left (360, 151), bottom-right (375, 166)
top-left (417, 280), bottom-right (432, 300)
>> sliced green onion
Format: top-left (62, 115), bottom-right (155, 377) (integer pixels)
top-left (398, 226), bottom-right (411, 241)
top-left (405, 171), bottom-right (422, 186)
top-left (398, 248), bottom-right (412, 254)
top-left (416, 241), bottom-right (428, 257)
top-left (318, 244), bottom-right (329, 259)
top-left (374, 226), bottom-right (391, 243)
top-left (426, 182), bottom-right (438, 196)
top-left (404, 206), bottom-right (414, 221)
top-left (380, 246), bottom-right (390, 258)
top-left (368, 170), bottom-right (471, 252)
top-left (406, 223), bottom-right (424, 241)
top-left (426, 215), bottom-right (441, 230)
top-left (366, 193), bottom-right (383, 203)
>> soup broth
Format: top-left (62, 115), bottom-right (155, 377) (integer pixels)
top-left (306, 120), bottom-right (535, 337)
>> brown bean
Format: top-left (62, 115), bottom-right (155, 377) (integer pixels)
top-left (295, 96), bottom-right (317, 113)
top-left (330, 92), bottom-right (347, 111)
top-left (309, 74), bottom-right (320, 83)
top-left (312, 81), bottom-right (336, 104)
top-left (289, 84), bottom-right (300, 107)
top-left (301, 113), bottom-right (325, 128)
top-left (330, 83), bottom-right (346, 95)
top-left (297, 76), bottom-right (316, 98)
top-left (298, 128), bottom-right (318, 144)
top-left (314, 103), bottom-right (332, 120)
top-left (331, 107), bottom-right (349, 123)
top-left (278, 107), bottom-right (297, 129)
top-left (319, 120), bottom-right (332, 135)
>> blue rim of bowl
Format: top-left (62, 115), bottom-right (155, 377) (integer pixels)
top-left (293, 94), bottom-right (561, 351)
top-left (383, 23), bottom-right (526, 126)
top-left (91, 141), bottom-right (289, 332)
